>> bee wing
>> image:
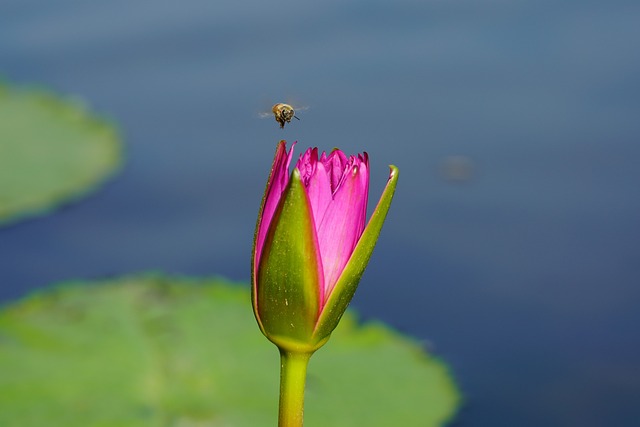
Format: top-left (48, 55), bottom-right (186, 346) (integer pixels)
top-left (258, 111), bottom-right (273, 119)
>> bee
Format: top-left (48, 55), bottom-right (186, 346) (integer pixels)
top-left (260, 103), bottom-right (306, 128)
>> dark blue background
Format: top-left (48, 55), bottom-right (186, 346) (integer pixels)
top-left (1, 1), bottom-right (639, 425)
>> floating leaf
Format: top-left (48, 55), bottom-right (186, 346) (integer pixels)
top-left (0, 275), bottom-right (460, 426)
top-left (0, 82), bottom-right (122, 225)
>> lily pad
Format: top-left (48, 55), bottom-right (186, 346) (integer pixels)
top-left (0, 275), bottom-right (460, 426)
top-left (0, 82), bottom-right (122, 225)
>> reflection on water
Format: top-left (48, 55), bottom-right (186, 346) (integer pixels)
top-left (1, 1), bottom-right (640, 426)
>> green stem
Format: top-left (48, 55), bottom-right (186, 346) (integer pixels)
top-left (278, 350), bottom-right (312, 427)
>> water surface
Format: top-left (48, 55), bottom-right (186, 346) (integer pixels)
top-left (1, 1), bottom-right (639, 426)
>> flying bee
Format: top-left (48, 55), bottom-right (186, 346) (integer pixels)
top-left (259, 103), bottom-right (307, 128)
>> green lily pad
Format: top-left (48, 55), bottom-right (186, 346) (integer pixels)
top-left (0, 82), bottom-right (122, 225)
top-left (0, 275), bottom-right (460, 426)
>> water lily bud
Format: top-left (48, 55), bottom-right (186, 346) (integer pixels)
top-left (252, 141), bottom-right (398, 353)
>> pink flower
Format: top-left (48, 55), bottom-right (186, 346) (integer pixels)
top-left (252, 141), bottom-right (398, 352)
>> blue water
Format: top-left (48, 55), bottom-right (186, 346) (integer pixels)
top-left (2, 1), bottom-right (640, 425)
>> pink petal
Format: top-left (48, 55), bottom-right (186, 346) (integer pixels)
top-left (255, 141), bottom-right (296, 272)
top-left (323, 149), bottom-right (348, 193)
top-left (317, 157), bottom-right (369, 298)
top-left (295, 148), bottom-right (335, 234)
top-left (304, 163), bottom-right (333, 228)
top-left (296, 147), bottom-right (317, 185)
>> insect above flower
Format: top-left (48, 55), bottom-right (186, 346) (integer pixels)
top-left (259, 103), bottom-right (308, 128)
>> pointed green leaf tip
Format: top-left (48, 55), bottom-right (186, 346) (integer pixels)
top-left (256, 168), bottom-right (323, 353)
top-left (313, 165), bottom-right (399, 342)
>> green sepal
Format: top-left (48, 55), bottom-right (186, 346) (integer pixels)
top-left (251, 140), bottom-right (286, 331)
top-left (312, 165), bottom-right (399, 342)
top-left (256, 168), bottom-right (323, 352)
